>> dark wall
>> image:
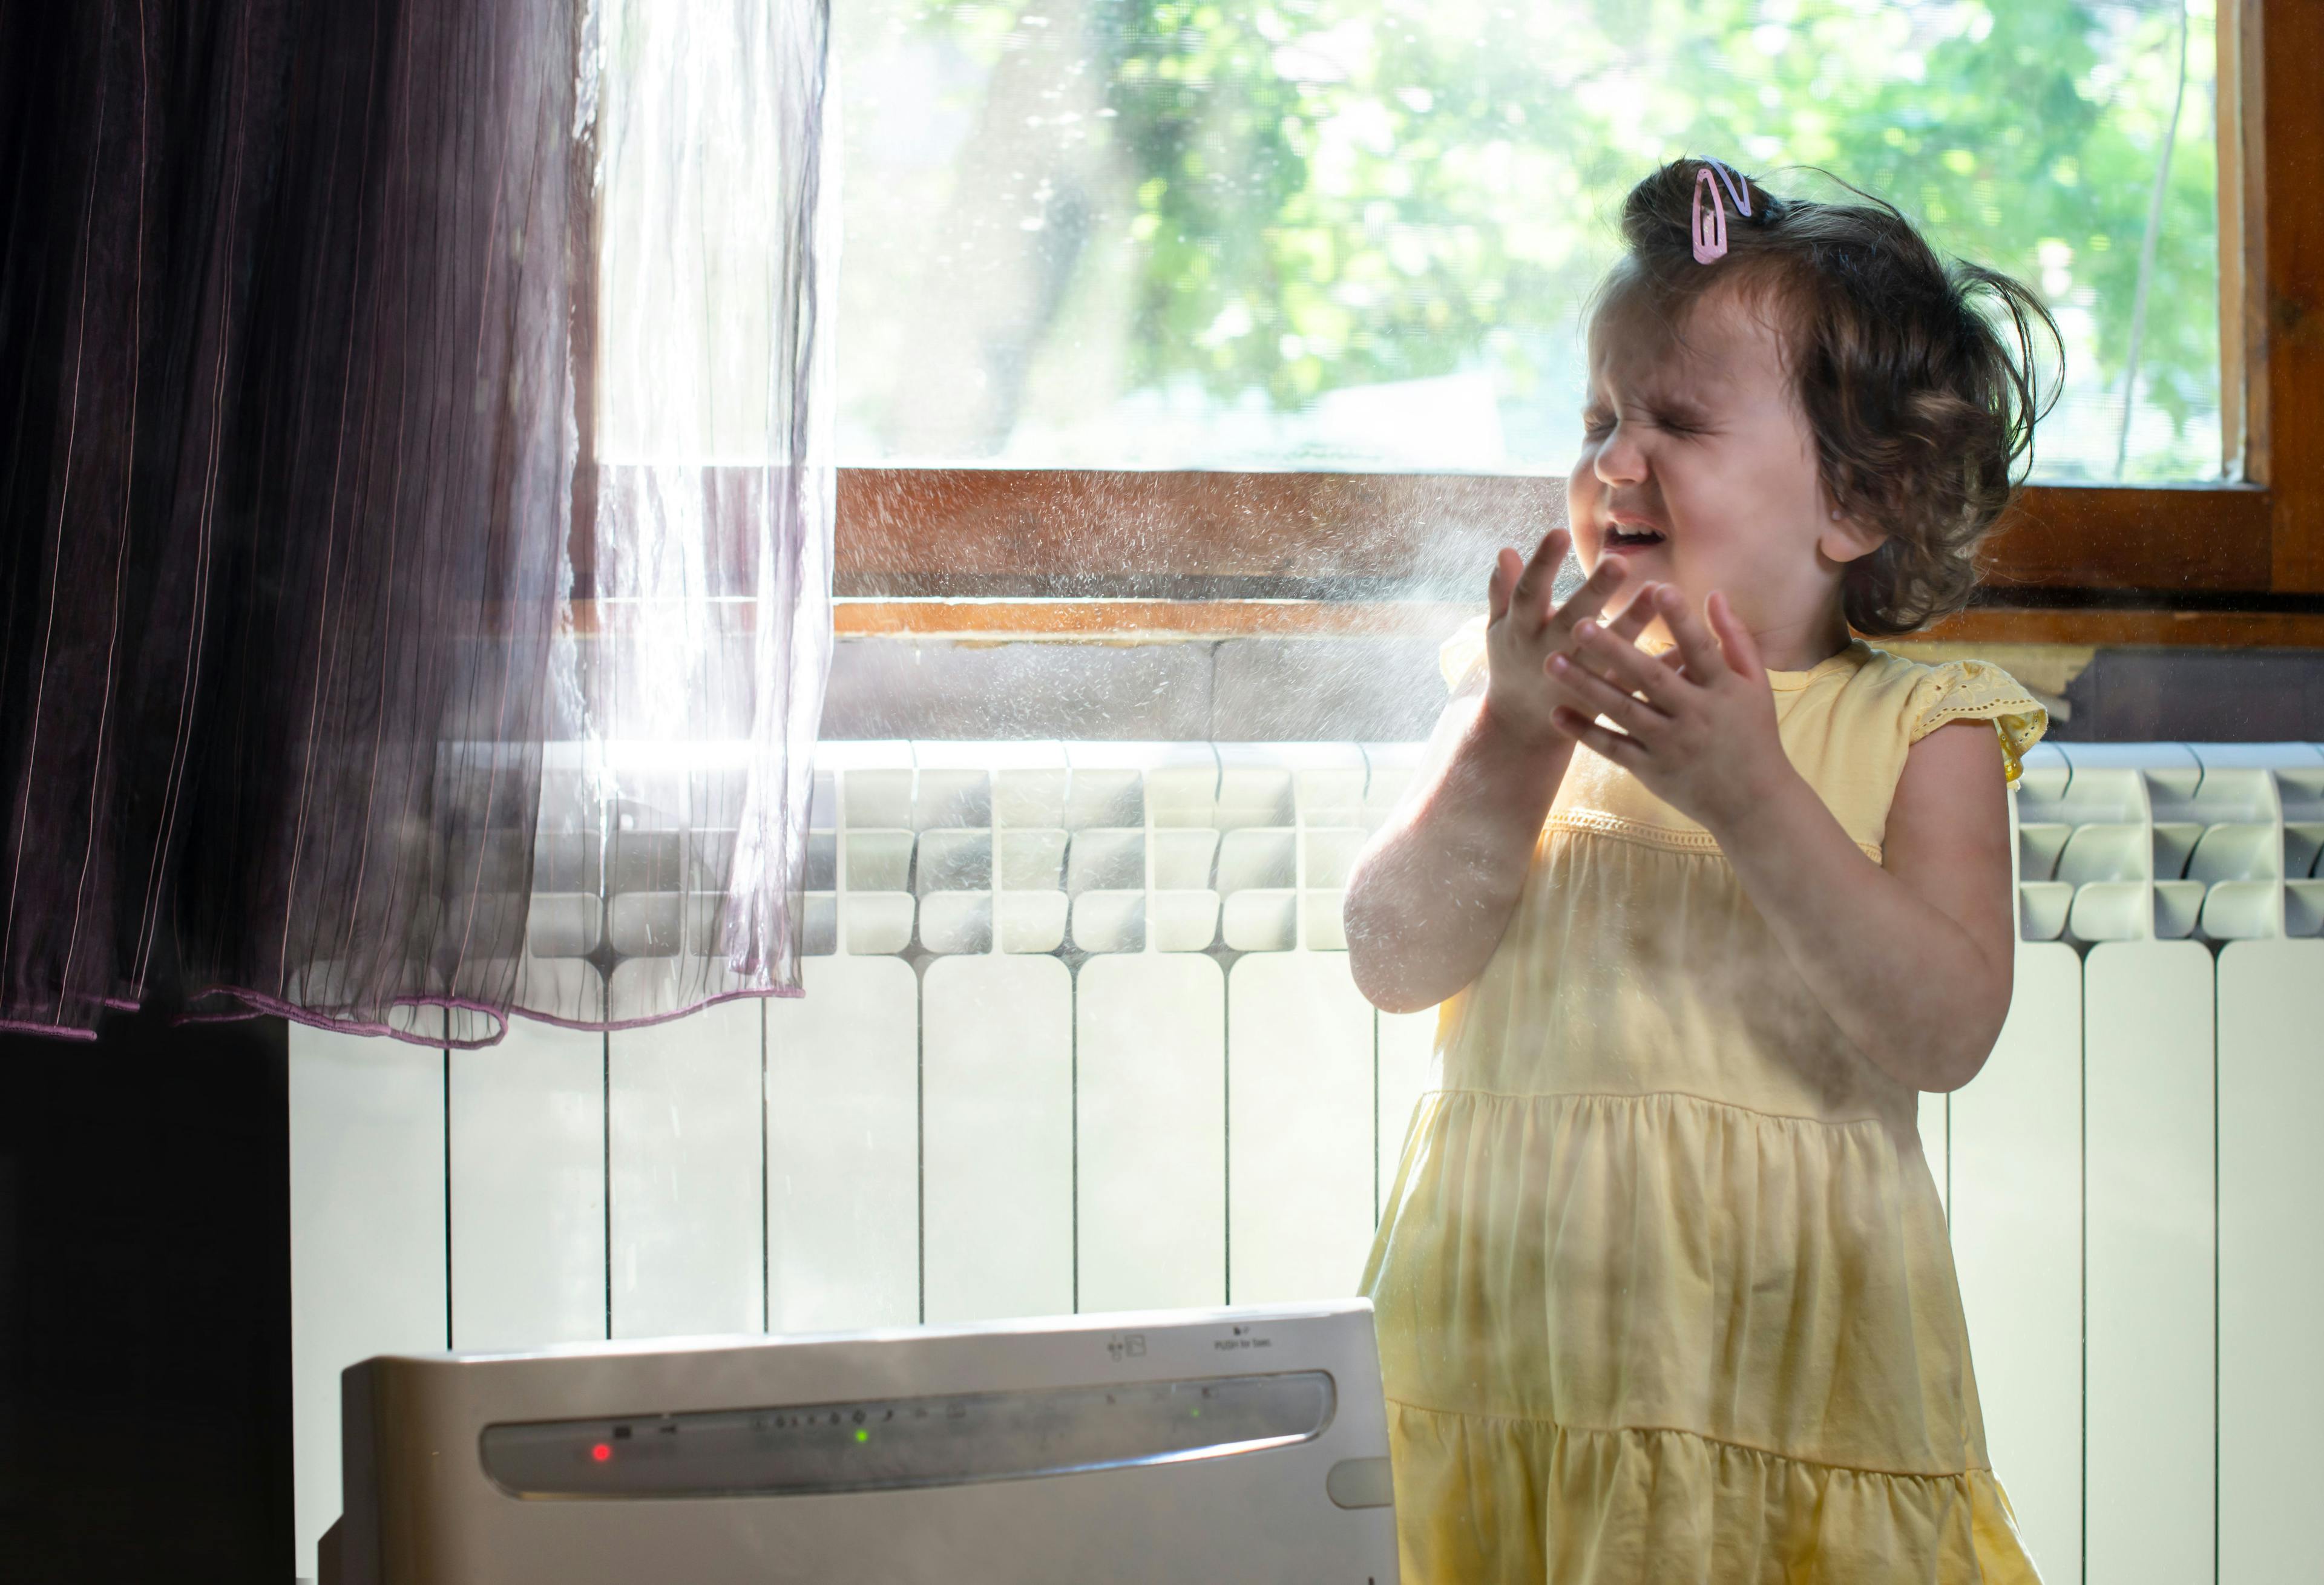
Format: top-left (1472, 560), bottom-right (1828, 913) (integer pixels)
top-left (818, 635), bottom-right (2324, 744)
top-left (0, 1009), bottom-right (291, 1585)
top-left (2052, 646), bottom-right (2324, 741)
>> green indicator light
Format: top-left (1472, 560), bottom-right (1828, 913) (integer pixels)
top-left (1190, 1408), bottom-right (1201, 1418)
top-left (855, 1429), bottom-right (870, 1443)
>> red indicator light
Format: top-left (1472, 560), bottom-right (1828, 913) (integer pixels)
top-left (591, 1442), bottom-right (613, 1463)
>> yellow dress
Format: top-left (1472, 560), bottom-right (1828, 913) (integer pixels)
top-left (1362, 625), bottom-right (2050, 1584)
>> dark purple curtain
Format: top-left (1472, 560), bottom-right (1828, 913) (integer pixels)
top-left (0, 0), bottom-right (834, 1043)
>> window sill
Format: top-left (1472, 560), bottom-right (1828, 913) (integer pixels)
top-left (834, 470), bottom-right (2282, 601)
top-left (825, 598), bottom-right (2324, 650)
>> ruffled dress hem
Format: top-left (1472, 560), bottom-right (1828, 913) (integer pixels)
top-left (1385, 1398), bottom-right (2044, 1585)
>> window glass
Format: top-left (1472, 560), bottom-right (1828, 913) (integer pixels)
top-left (836, 0), bottom-right (2220, 482)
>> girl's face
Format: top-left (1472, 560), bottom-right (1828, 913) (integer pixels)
top-left (1567, 282), bottom-right (1882, 668)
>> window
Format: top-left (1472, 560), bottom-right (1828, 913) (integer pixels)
top-left (838, 0), bottom-right (2225, 484)
top-left (567, 1), bottom-right (2317, 641)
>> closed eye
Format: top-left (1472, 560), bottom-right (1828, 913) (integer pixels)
top-left (1581, 400), bottom-right (1709, 441)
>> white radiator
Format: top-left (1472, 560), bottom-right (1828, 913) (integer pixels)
top-left (289, 738), bottom-right (2324, 1584)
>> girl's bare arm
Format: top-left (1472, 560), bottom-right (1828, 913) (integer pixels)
top-left (1343, 537), bottom-right (1650, 1014)
top-left (1715, 720), bottom-right (2015, 1092)
top-left (1342, 690), bottom-right (1572, 1014)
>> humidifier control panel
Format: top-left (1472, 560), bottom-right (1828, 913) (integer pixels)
top-left (479, 1368), bottom-right (1336, 1499)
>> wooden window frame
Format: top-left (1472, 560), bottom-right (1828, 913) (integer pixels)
top-left (819, 1), bottom-right (2320, 648)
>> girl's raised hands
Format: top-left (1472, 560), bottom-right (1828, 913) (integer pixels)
top-left (1546, 586), bottom-right (1797, 834)
top-left (1482, 528), bottom-right (1663, 752)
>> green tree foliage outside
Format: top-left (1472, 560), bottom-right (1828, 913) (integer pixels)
top-left (911, 0), bottom-right (2219, 481)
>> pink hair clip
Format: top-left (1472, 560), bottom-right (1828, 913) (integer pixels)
top-left (1691, 159), bottom-right (1753, 264)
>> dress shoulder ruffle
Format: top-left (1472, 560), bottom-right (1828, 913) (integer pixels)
top-left (1904, 658), bottom-right (2050, 783)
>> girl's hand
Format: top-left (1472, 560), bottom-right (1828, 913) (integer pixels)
top-left (1483, 528), bottom-right (1661, 752)
top-left (1545, 586), bottom-right (1799, 833)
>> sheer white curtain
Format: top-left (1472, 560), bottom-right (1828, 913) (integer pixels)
top-left (530, 0), bottom-right (839, 1030)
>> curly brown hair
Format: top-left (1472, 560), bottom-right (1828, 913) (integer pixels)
top-left (1594, 160), bottom-right (2061, 636)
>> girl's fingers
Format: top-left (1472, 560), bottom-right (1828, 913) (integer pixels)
top-left (1607, 580), bottom-right (1661, 642)
top-left (1573, 620), bottom-right (1687, 710)
top-left (1549, 650), bottom-right (1669, 732)
top-left (1551, 706), bottom-right (1649, 770)
top-left (1657, 585), bottom-right (1726, 679)
top-left (1488, 547), bottom-right (1520, 623)
top-left (1508, 529), bottom-right (1569, 626)
top-left (1705, 590), bottom-right (1767, 680)
top-left (1549, 553), bottom-right (1627, 633)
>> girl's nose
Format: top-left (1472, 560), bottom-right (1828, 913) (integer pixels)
top-left (1594, 422), bottom-right (1649, 487)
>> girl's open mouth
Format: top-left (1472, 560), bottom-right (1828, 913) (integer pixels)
top-left (1604, 523), bottom-right (1666, 550)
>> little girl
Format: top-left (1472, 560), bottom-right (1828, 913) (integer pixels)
top-left (1346, 160), bottom-right (2057, 1583)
